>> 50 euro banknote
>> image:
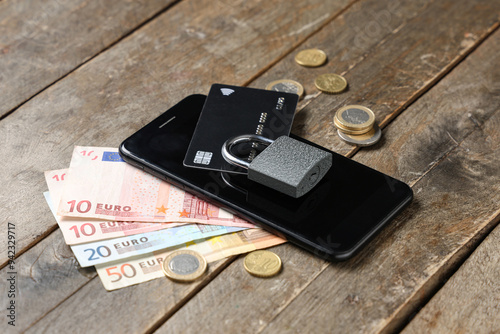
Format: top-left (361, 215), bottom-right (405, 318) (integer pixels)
top-left (96, 228), bottom-right (286, 290)
top-left (57, 146), bottom-right (254, 228)
top-left (44, 169), bottom-right (185, 245)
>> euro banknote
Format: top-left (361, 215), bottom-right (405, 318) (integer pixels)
top-left (96, 228), bottom-right (286, 290)
top-left (71, 223), bottom-right (246, 267)
top-left (44, 169), bottom-right (185, 245)
top-left (57, 146), bottom-right (254, 228)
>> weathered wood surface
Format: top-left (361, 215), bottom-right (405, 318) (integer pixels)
top-left (0, 230), bottom-right (95, 332)
top-left (403, 219), bottom-right (500, 334)
top-left (157, 23), bottom-right (500, 334)
top-left (0, 0), bottom-right (353, 267)
top-left (0, 0), bottom-right (355, 332)
top-left (0, 0), bottom-right (499, 333)
top-left (252, 0), bottom-right (500, 157)
top-left (0, 0), bottom-right (176, 119)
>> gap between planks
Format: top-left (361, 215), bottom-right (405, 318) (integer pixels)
top-left (12, 1), bottom-right (499, 331)
top-left (397, 211), bottom-right (500, 333)
top-left (241, 0), bottom-right (361, 88)
top-left (0, 0), bottom-right (183, 123)
top-left (143, 13), bottom-right (500, 334)
top-left (297, 20), bottom-right (500, 163)
top-left (0, 0), bottom-right (358, 271)
top-left (143, 255), bottom-right (239, 334)
top-left (251, 107), bottom-right (500, 334)
top-left (25, 276), bottom-right (96, 331)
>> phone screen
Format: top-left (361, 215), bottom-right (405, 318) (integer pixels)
top-left (120, 94), bottom-right (412, 260)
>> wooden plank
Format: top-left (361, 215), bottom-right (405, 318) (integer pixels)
top-left (156, 20), bottom-right (500, 334)
top-left (402, 221), bottom-right (500, 334)
top-left (0, 0), bottom-right (177, 119)
top-left (251, 0), bottom-right (500, 157)
top-left (257, 115), bottom-right (500, 334)
top-left (0, 0), bottom-right (356, 332)
top-left (0, 227), bottom-right (239, 333)
top-left (3, 0), bottom-right (497, 332)
top-left (23, 254), bottom-right (317, 334)
top-left (20, 0), bottom-right (499, 332)
top-left (0, 0), bottom-right (353, 267)
top-left (0, 230), bottom-right (95, 333)
top-left (0, 228), bottom-right (231, 333)
top-left (258, 34), bottom-right (500, 334)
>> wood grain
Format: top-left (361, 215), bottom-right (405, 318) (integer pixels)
top-left (251, 0), bottom-right (500, 157)
top-left (0, 0), bottom-right (176, 119)
top-left (260, 34), bottom-right (500, 334)
top-left (0, 0), bottom-right (356, 332)
top-left (16, 249), bottom-right (232, 334)
top-left (0, 230), bottom-right (95, 333)
top-left (1, 0), bottom-right (498, 332)
top-left (402, 221), bottom-right (500, 334)
top-left (0, 0), bottom-right (353, 267)
top-left (156, 244), bottom-right (328, 334)
top-left (156, 25), bottom-right (500, 334)
top-left (258, 114), bottom-right (500, 334)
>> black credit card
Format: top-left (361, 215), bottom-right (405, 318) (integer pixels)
top-left (183, 84), bottom-right (298, 174)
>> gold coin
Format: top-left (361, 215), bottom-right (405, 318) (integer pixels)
top-left (162, 249), bottom-right (207, 282)
top-left (295, 48), bottom-right (327, 67)
top-left (265, 79), bottom-right (304, 99)
top-left (334, 105), bottom-right (375, 131)
top-left (244, 250), bottom-right (282, 278)
top-left (314, 73), bottom-right (347, 94)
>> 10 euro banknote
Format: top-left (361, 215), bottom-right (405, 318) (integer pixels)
top-left (44, 170), bottom-right (185, 245)
top-left (57, 146), bottom-right (254, 228)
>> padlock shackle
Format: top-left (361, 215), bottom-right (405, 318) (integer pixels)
top-left (221, 134), bottom-right (274, 169)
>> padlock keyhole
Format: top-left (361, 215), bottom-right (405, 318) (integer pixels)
top-left (308, 166), bottom-right (320, 185)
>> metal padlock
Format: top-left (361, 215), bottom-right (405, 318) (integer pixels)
top-left (221, 134), bottom-right (332, 198)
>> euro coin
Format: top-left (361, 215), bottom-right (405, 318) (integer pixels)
top-left (334, 105), bottom-right (375, 132)
top-left (337, 123), bottom-right (382, 147)
top-left (314, 73), bottom-right (347, 94)
top-left (266, 79), bottom-right (304, 99)
top-left (333, 116), bottom-right (372, 135)
top-left (163, 249), bottom-right (207, 282)
top-left (244, 250), bottom-right (282, 278)
top-left (295, 48), bottom-right (327, 67)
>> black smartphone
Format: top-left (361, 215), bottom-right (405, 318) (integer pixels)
top-left (119, 94), bottom-right (413, 261)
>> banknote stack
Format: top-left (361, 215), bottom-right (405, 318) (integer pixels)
top-left (44, 146), bottom-right (285, 290)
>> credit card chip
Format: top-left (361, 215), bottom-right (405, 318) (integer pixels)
top-left (194, 151), bottom-right (213, 165)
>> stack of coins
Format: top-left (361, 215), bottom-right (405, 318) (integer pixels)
top-left (333, 105), bottom-right (381, 146)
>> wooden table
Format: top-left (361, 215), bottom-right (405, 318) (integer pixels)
top-left (1, 0), bottom-right (499, 333)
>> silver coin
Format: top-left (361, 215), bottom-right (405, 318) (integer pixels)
top-left (337, 123), bottom-right (382, 147)
top-left (169, 253), bottom-right (200, 275)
